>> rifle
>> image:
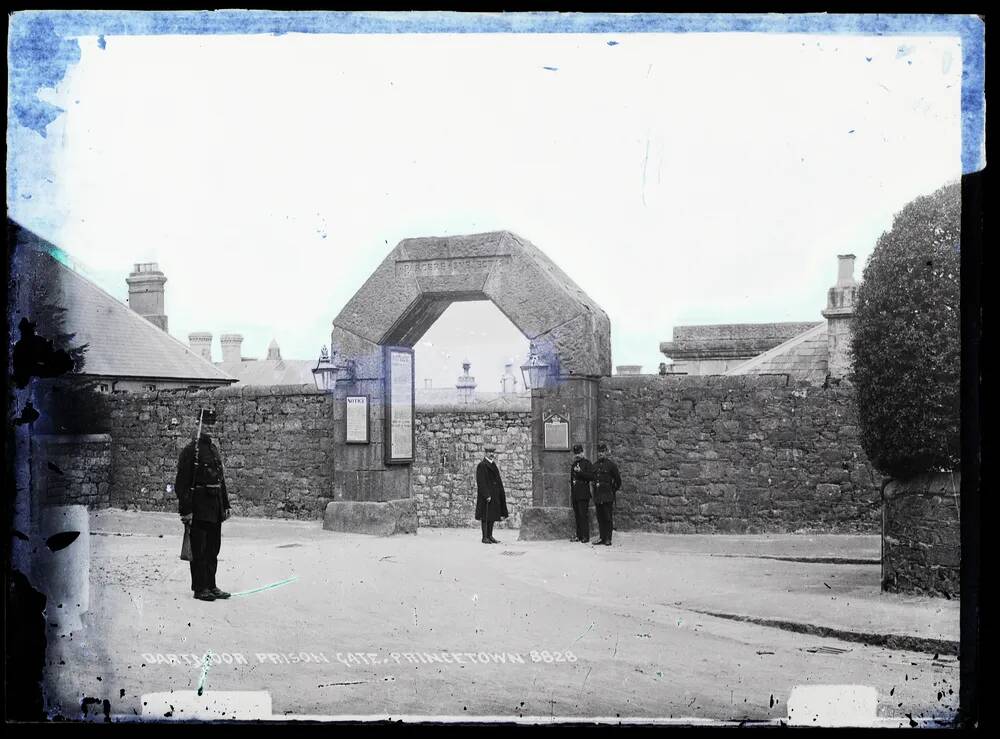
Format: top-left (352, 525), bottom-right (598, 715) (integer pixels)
top-left (180, 409), bottom-right (205, 561)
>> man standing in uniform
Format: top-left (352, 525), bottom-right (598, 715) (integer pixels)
top-left (569, 444), bottom-right (595, 543)
top-left (175, 408), bottom-right (232, 601)
top-left (475, 445), bottom-right (509, 544)
top-left (592, 443), bottom-right (622, 546)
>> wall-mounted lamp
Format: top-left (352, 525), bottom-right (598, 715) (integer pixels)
top-left (520, 349), bottom-right (550, 391)
top-left (312, 345), bottom-right (356, 391)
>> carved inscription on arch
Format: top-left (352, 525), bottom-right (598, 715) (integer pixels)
top-left (395, 255), bottom-right (511, 278)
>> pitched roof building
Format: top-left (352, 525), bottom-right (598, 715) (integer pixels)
top-left (726, 255), bottom-right (857, 384)
top-left (660, 322), bottom-right (823, 375)
top-left (11, 222), bottom-right (236, 392)
top-left (661, 255), bottom-right (859, 385)
top-left (205, 333), bottom-right (316, 387)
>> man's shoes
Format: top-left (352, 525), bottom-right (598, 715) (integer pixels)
top-left (592, 539), bottom-right (606, 546)
top-left (193, 590), bottom-right (216, 601)
top-left (569, 537), bottom-right (580, 542)
top-left (489, 537), bottom-right (501, 544)
top-left (580, 539), bottom-right (590, 544)
top-left (603, 541), bottom-right (612, 546)
top-left (482, 537), bottom-right (491, 544)
top-left (210, 588), bottom-right (231, 599)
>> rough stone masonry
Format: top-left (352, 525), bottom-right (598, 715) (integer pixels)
top-left (106, 385), bottom-right (338, 519)
top-left (412, 407), bottom-right (532, 528)
top-left (598, 374), bottom-right (880, 534)
top-left (39, 374), bottom-right (880, 534)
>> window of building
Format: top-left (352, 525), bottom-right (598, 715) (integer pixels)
top-left (144, 384), bottom-right (157, 392)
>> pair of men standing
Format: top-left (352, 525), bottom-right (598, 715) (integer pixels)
top-left (571, 443), bottom-right (621, 546)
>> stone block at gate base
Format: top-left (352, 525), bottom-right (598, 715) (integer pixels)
top-left (518, 506), bottom-right (575, 541)
top-left (323, 499), bottom-right (418, 536)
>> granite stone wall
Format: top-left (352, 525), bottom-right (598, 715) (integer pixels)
top-left (597, 374), bottom-right (880, 534)
top-left (105, 385), bottom-right (337, 519)
top-left (97, 387), bottom-right (532, 525)
top-left (31, 434), bottom-right (112, 508)
top-left (52, 374), bottom-right (878, 534)
top-left (882, 473), bottom-right (960, 598)
top-left (412, 406), bottom-right (532, 528)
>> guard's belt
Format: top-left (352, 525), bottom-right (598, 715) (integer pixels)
top-left (195, 483), bottom-right (222, 489)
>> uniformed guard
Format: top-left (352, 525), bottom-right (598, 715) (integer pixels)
top-left (175, 408), bottom-right (232, 601)
top-left (569, 444), bottom-right (595, 543)
top-left (475, 445), bottom-right (509, 544)
top-left (592, 442), bottom-right (622, 546)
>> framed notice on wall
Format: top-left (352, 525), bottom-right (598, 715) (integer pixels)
top-left (384, 346), bottom-right (415, 464)
top-left (544, 413), bottom-right (570, 451)
top-left (345, 395), bottom-right (370, 444)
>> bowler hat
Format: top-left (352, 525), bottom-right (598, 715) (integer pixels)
top-left (572, 443), bottom-right (584, 454)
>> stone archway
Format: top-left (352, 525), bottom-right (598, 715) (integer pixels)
top-left (324, 230), bottom-right (611, 535)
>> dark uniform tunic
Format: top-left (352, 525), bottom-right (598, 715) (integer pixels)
top-left (175, 434), bottom-right (230, 592)
top-left (570, 456), bottom-right (595, 541)
top-left (592, 456), bottom-right (622, 543)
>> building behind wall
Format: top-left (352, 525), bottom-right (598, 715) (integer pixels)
top-left (660, 322), bottom-right (822, 375)
top-left (660, 254), bottom-right (859, 385)
top-left (10, 222), bottom-right (236, 393)
top-left (212, 334), bottom-right (316, 386)
top-left (726, 254), bottom-right (858, 384)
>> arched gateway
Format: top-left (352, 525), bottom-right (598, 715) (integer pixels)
top-left (324, 231), bottom-right (611, 537)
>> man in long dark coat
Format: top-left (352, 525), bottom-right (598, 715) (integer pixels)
top-left (475, 445), bottom-right (508, 544)
top-left (592, 442), bottom-right (622, 546)
top-left (175, 408), bottom-right (232, 601)
top-left (569, 444), bottom-right (595, 543)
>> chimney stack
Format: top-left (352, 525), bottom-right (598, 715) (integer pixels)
top-left (126, 262), bottom-right (168, 331)
top-left (188, 332), bottom-right (213, 362)
top-left (220, 334), bottom-right (244, 364)
top-left (456, 359), bottom-right (477, 404)
top-left (821, 254), bottom-right (858, 379)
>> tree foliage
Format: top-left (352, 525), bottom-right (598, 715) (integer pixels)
top-left (850, 182), bottom-right (961, 479)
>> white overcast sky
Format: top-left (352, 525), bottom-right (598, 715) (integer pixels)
top-left (8, 31), bottom-right (962, 387)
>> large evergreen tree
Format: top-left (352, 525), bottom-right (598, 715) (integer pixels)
top-left (851, 182), bottom-right (961, 479)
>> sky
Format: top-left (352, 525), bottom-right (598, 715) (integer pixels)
top-left (7, 28), bottom-right (963, 388)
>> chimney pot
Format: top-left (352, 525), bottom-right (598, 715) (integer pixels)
top-left (836, 254), bottom-right (857, 287)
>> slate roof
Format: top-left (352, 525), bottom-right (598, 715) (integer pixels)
top-left (724, 322), bottom-right (829, 384)
top-left (31, 241), bottom-right (235, 384)
top-left (216, 359), bottom-right (316, 387)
